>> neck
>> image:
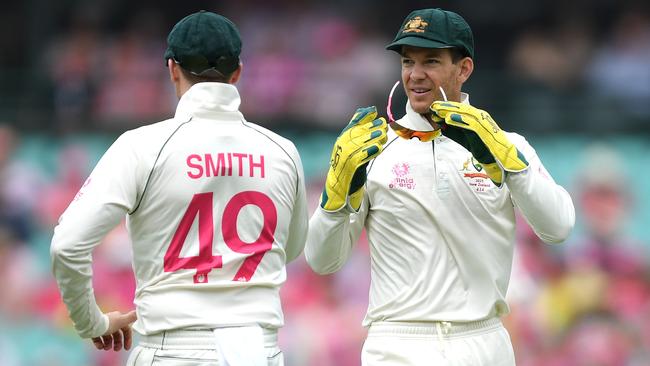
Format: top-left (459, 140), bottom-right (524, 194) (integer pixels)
top-left (423, 112), bottom-right (443, 130)
top-left (176, 79), bottom-right (193, 99)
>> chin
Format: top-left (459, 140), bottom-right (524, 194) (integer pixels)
top-left (411, 101), bottom-right (432, 114)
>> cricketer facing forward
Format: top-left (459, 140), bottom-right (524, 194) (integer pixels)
top-left (50, 11), bottom-right (308, 366)
top-left (306, 8), bottom-right (575, 365)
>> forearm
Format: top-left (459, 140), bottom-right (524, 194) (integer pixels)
top-left (507, 167), bottom-right (575, 243)
top-left (51, 200), bottom-right (127, 338)
top-left (51, 227), bottom-right (109, 338)
top-left (308, 107), bottom-right (383, 272)
top-left (305, 207), bottom-right (364, 274)
top-left (285, 216), bottom-right (308, 263)
top-left (285, 177), bottom-right (309, 263)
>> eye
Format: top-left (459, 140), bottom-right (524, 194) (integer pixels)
top-left (425, 58), bottom-right (441, 65)
top-left (401, 58), bottom-right (414, 66)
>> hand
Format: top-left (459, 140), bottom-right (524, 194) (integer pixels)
top-left (92, 310), bottom-right (137, 351)
top-left (320, 107), bottom-right (388, 211)
top-left (430, 101), bottom-right (529, 185)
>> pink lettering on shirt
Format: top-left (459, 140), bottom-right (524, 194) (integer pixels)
top-left (186, 153), bottom-right (266, 179)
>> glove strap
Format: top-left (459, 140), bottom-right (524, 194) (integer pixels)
top-left (481, 162), bottom-right (504, 186)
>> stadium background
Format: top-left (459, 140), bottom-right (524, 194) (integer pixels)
top-left (1, 0), bottom-right (649, 364)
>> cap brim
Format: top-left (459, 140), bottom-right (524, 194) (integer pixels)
top-left (386, 36), bottom-right (453, 52)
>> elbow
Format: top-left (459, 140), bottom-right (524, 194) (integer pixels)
top-left (50, 239), bottom-right (67, 263)
top-left (50, 230), bottom-right (80, 268)
top-left (540, 210), bottom-right (576, 244)
top-left (304, 250), bottom-right (343, 275)
top-left (309, 265), bottom-right (341, 275)
top-left (285, 245), bottom-right (305, 264)
top-left (539, 230), bottom-right (571, 244)
top-left (50, 241), bottom-right (75, 274)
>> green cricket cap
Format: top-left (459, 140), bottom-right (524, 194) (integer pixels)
top-left (164, 10), bottom-right (242, 76)
top-left (386, 8), bottom-right (474, 58)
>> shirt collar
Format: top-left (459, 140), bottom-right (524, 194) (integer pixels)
top-left (396, 92), bottom-right (470, 132)
top-left (175, 82), bottom-right (244, 121)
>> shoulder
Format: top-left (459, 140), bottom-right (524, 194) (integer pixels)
top-left (123, 118), bottom-right (187, 140)
top-left (242, 121), bottom-right (301, 159)
top-left (116, 117), bottom-right (190, 150)
top-left (97, 118), bottom-right (190, 166)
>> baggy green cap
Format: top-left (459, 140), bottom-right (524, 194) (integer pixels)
top-left (386, 8), bottom-right (474, 58)
top-left (164, 10), bottom-right (242, 76)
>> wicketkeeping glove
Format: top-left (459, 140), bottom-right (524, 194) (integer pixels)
top-left (320, 106), bottom-right (388, 212)
top-left (430, 101), bottom-right (529, 185)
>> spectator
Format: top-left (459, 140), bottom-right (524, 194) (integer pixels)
top-left (567, 143), bottom-right (648, 276)
top-left (586, 9), bottom-right (650, 120)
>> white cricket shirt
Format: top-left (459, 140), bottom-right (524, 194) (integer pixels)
top-left (51, 82), bottom-right (308, 338)
top-left (306, 95), bottom-right (575, 326)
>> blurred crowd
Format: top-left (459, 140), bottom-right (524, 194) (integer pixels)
top-left (506, 144), bottom-right (650, 366)
top-left (1, 0), bottom-right (650, 365)
top-left (0, 0), bottom-right (649, 134)
top-left (39, 1), bottom-right (394, 133)
top-left (2, 127), bottom-right (650, 365)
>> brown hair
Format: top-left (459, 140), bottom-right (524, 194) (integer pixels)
top-left (178, 67), bottom-right (234, 84)
top-left (399, 47), bottom-right (468, 64)
top-left (450, 47), bottom-right (467, 64)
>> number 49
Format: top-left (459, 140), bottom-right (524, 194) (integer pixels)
top-left (163, 191), bottom-right (277, 283)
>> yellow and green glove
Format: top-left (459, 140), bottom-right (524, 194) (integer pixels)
top-left (430, 101), bottom-right (529, 186)
top-left (320, 106), bottom-right (388, 212)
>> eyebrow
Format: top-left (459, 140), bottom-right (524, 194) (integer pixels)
top-left (401, 49), bottom-right (448, 58)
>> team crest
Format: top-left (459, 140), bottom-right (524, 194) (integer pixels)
top-left (459, 157), bottom-right (494, 192)
top-left (403, 16), bottom-right (428, 33)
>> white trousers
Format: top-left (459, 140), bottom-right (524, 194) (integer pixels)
top-left (126, 326), bottom-right (283, 366)
top-left (362, 318), bottom-right (515, 366)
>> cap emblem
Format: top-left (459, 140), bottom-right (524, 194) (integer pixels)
top-left (403, 16), bottom-right (428, 33)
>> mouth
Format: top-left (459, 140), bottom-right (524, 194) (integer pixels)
top-left (409, 87), bottom-right (432, 97)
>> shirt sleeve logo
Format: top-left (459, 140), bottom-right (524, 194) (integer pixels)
top-left (73, 177), bottom-right (92, 201)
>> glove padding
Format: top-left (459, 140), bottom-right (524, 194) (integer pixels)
top-left (320, 106), bottom-right (388, 212)
top-left (430, 101), bottom-right (529, 185)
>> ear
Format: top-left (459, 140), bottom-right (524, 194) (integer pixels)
top-left (168, 59), bottom-right (181, 83)
top-left (457, 57), bottom-right (474, 84)
top-left (228, 63), bottom-right (243, 84)
top-left (168, 59), bottom-right (184, 99)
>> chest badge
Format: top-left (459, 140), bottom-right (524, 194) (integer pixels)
top-left (460, 157), bottom-right (494, 192)
top-left (389, 163), bottom-right (416, 190)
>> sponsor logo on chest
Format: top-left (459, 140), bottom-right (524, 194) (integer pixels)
top-left (388, 162), bottom-right (416, 190)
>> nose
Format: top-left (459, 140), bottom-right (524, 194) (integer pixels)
top-left (409, 63), bottom-right (426, 81)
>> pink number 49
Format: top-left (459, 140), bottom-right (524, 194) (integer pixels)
top-left (163, 191), bottom-right (277, 283)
